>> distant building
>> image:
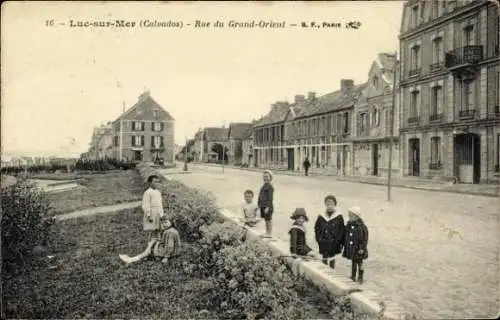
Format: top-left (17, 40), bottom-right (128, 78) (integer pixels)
top-left (241, 126), bottom-right (254, 166)
top-left (399, 0), bottom-right (499, 183)
top-left (192, 129), bottom-right (204, 162)
top-left (111, 90), bottom-right (175, 163)
top-left (202, 127), bottom-right (229, 163)
top-left (88, 123), bottom-right (113, 160)
top-left (227, 122), bottom-right (253, 165)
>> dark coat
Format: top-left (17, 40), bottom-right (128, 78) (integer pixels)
top-left (257, 182), bottom-right (274, 209)
top-left (342, 219), bottom-right (369, 261)
top-left (289, 223), bottom-right (312, 256)
top-left (314, 212), bottom-right (345, 258)
top-left (303, 159), bottom-right (311, 169)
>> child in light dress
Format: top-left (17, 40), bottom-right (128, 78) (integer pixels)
top-left (241, 189), bottom-right (260, 227)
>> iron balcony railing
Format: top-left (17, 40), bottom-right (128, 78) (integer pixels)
top-left (429, 162), bottom-right (442, 170)
top-left (407, 116), bottom-right (420, 125)
top-left (409, 68), bottom-right (421, 77)
top-left (459, 109), bottom-right (476, 119)
top-left (429, 113), bottom-right (443, 122)
top-left (445, 45), bottom-right (483, 69)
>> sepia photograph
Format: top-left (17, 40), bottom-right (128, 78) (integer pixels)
top-left (1, 1), bottom-right (499, 319)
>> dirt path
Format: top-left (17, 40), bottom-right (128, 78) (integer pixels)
top-left (54, 201), bottom-right (141, 221)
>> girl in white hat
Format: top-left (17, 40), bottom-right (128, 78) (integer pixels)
top-left (342, 206), bottom-right (369, 284)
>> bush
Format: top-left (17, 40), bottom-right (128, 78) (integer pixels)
top-left (1, 178), bottom-right (55, 274)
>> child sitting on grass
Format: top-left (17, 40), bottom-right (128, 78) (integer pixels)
top-left (241, 189), bottom-right (260, 227)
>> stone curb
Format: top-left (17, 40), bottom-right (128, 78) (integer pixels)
top-left (196, 162), bottom-right (499, 198)
top-left (218, 207), bottom-right (409, 320)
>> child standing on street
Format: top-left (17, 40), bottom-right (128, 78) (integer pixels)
top-left (241, 189), bottom-right (260, 227)
top-left (314, 195), bottom-right (345, 269)
top-left (289, 208), bottom-right (317, 258)
top-left (153, 218), bottom-right (182, 264)
top-left (258, 170), bottom-right (274, 238)
top-left (342, 206), bottom-right (369, 284)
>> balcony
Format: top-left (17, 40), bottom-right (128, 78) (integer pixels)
top-left (430, 62), bottom-right (444, 72)
top-left (429, 162), bottom-right (442, 170)
top-left (429, 113), bottom-right (443, 122)
top-left (409, 68), bottom-right (421, 77)
top-left (407, 116), bottom-right (420, 125)
top-left (445, 45), bottom-right (483, 71)
top-left (458, 109), bottom-right (476, 120)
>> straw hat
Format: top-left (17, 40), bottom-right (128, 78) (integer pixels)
top-left (348, 206), bottom-right (362, 218)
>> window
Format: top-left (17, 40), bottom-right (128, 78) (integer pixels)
top-left (114, 136), bottom-right (119, 146)
top-left (432, 0), bottom-right (440, 18)
top-left (133, 121), bottom-right (143, 131)
top-left (372, 76), bottom-right (379, 88)
top-left (154, 122), bottom-right (162, 131)
top-left (153, 110), bottom-right (158, 118)
top-left (432, 37), bottom-right (443, 63)
top-left (152, 136), bottom-right (162, 148)
top-left (372, 108), bottom-right (380, 126)
top-left (410, 90), bottom-right (420, 117)
top-left (343, 113), bottom-right (349, 133)
top-left (359, 113), bottom-right (368, 135)
top-left (462, 80), bottom-right (474, 111)
top-left (431, 85), bottom-right (442, 115)
top-left (463, 25), bottom-right (474, 46)
top-left (411, 5), bottom-right (419, 28)
top-left (430, 137), bottom-right (441, 164)
top-left (133, 136), bottom-right (143, 147)
top-left (411, 45), bottom-right (421, 69)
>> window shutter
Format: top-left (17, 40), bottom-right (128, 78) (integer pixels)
top-left (161, 122), bottom-right (164, 131)
top-left (151, 122), bottom-right (155, 131)
top-left (141, 122), bottom-right (145, 131)
top-left (160, 136), bottom-right (164, 148)
top-left (132, 136), bottom-right (135, 147)
top-left (141, 136), bottom-right (144, 146)
top-left (151, 136), bottom-right (155, 147)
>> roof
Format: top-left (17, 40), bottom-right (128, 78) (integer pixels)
top-left (295, 83), bottom-right (367, 119)
top-left (113, 92), bottom-right (174, 123)
top-left (204, 127), bottom-right (229, 141)
top-left (254, 102), bottom-right (290, 127)
top-left (374, 53), bottom-right (398, 88)
top-left (194, 130), bottom-right (203, 140)
top-left (228, 122), bottom-right (253, 139)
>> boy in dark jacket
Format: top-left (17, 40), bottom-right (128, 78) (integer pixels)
top-left (289, 208), bottom-right (316, 258)
top-left (343, 206), bottom-right (369, 284)
top-left (258, 170), bottom-right (274, 238)
top-left (314, 195), bottom-right (345, 269)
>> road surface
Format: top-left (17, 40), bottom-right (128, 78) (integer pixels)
top-left (161, 164), bottom-right (499, 319)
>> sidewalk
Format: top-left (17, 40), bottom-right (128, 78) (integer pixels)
top-left (193, 162), bottom-right (499, 197)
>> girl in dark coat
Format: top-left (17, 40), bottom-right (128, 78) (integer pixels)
top-left (288, 208), bottom-right (316, 257)
top-left (314, 195), bottom-right (345, 269)
top-left (342, 206), bottom-right (369, 284)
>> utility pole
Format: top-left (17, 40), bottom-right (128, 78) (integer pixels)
top-left (387, 52), bottom-right (398, 202)
top-left (222, 121), bottom-right (226, 173)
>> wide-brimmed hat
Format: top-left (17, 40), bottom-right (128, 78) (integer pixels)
top-left (290, 207), bottom-right (308, 221)
top-left (348, 206), bottom-right (362, 218)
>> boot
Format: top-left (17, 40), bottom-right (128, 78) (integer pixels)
top-left (328, 257), bottom-right (335, 269)
top-left (322, 257), bottom-right (328, 265)
top-left (358, 270), bottom-right (364, 284)
top-left (350, 263), bottom-right (357, 282)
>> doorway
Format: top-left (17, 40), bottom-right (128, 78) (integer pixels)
top-left (134, 150), bottom-right (143, 162)
top-left (372, 144), bottom-right (379, 176)
top-left (254, 149), bottom-right (259, 167)
top-left (286, 148), bottom-right (294, 171)
top-left (408, 138), bottom-right (420, 176)
top-left (454, 133), bottom-right (480, 184)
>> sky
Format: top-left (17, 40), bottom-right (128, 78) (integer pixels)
top-left (2, 1), bottom-right (403, 158)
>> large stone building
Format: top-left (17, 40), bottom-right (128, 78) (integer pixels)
top-left (202, 127), bottom-right (229, 163)
top-left (88, 123), bottom-right (113, 160)
top-left (111, 90), bottom-right (175, 163)
top-left (350, 53), bottom-right (402, 177)
top-left (227, 122), bottom-right (253, 165)
top-left (399, 0), bottom-right (499, 183)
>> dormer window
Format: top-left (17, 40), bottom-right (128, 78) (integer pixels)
top-left (411, 5), bottom-right (419, 28)
top-left (372, 76), bottom-right (379, 88)
top-left (153, 109), bottom-right (158, 118)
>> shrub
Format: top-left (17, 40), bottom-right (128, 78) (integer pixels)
top-left (1, 178), bottom-right (55, 274)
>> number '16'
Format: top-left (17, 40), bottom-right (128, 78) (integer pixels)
top-left (46, 19), bottom-right (54, 27)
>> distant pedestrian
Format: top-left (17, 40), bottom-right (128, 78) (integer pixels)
top-left (342, 207), bottom-right (369, 284)
top-left (303, 157), bottom-right (311, 176)
top-left (241, 189), bottom-right (260, 227)
top-left (258, 170), bottom-right (274, 238)
top-left (289, 208), bottom-right (318, 258)
top-left (314, 195), bottom-right (345, 269)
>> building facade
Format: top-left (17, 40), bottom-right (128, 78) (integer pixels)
top-left (227, 122), bottom-right (253, 165)
top-left (202, 127), bottom-right (229, 163)
top-left (241, 127), bottom-right (254, 167)
top-left (350, 53), bottom-right (402, 177)
top-left (88, 123), bottom-right (113, 160)
top-left (399, 0), bottom-right (499, 183)
top-left (111, 90), bottom-right (175, 163)
top-left (192, 129), bottom-right (204, 162)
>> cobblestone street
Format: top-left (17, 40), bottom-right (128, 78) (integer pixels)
top-left (162, 164), bottom-right (500, 319)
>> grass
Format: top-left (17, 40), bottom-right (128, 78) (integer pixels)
top-left (2, 209), bottom-right (334, 319)
top-left (45, 170), bottom-right (144, 215)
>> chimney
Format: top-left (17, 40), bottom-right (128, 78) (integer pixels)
top-left (341, 79), bottom-right (354, 93)
top-left (294, 94), bottom-right (306, 104)
top-left (307, 92), bottom-right (316, 101)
